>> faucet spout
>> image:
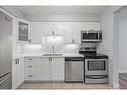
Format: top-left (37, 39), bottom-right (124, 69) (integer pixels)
top-left (52, 45), bottom-right (55, 54)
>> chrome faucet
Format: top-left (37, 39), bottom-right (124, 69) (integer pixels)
top-left (52, 45), bottom-right (55, 54)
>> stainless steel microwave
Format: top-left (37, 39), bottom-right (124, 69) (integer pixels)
top-left (81, 30), bottom-right (102, 43)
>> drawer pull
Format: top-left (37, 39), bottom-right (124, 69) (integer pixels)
top-left (28, 66), bottom-right (33, 68)
top-left (28, 59), bottom-right (32, 60)
top-left (28, 75), bottom-right (33, 77)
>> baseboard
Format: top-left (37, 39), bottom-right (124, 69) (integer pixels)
top-left (119, 70), bottom-right (127, 73)
top-left (113, 83), bottom-right (119, 88)
top-left (24, 80), bottom-right (64, 83)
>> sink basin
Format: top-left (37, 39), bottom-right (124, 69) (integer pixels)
top-left (42, 54), bottom-right (63, 56)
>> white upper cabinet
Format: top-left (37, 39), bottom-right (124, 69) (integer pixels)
top-left (72, 22), bottom-right (82, 44)
top-left (43, 22), bottom-right (64, 35)
top-left (64, 22), bottom-right (101, 44)
top-left (16, 18), bottom-right (31, 43)
top-left (80, 22), bottom-right (101, 31)
top-left (64, 22), bottom-right (73, 43)
top-left (30, 22), bottom-right (43, 44)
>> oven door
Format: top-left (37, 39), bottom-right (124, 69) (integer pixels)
top-left (85, 59), bottom-right (108, 75)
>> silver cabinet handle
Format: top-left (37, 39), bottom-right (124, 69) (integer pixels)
top-left (49, 57), bottom-right (51, 61)
top-left (28, 75), bottom-right (33, 77)
top-left (17, 59), bottom-right (19, 64)
top-left (15, 59), bottom-right (18, 64)
top-left (0, 72), bottom-right (11, 85)
top-left (15, 59), bottom-right (19, 64)
top-left (28, 66), bottom-right (33, 68)
top-left (49, 57), bottom-right (52, 61)
top-left (28, 59), bottom-right (32, 60)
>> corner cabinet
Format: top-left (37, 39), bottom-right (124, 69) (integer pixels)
top-left (16, 18), bottom-right (31, 43)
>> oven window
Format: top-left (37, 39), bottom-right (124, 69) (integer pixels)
top-left (88, 60), bottom-right (106, 70)
top-left (83, 33), bottom-right (98, 39)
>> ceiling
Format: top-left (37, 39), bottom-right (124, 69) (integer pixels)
top-left (13, 6), bottom-right (109, 15)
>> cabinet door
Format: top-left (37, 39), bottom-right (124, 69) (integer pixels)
top-left (17, 18), bottom-right (30, 43)
top-left (44, 22), bottom-right (64, 35)
top-left (72, 22), bottom-right (81, 44)
top-left (17, 58), bottom-right (24, 86)
top-left (31, 22), bottom-right (43, 44)
top-left (12, 59), bottom-right (17, 89)
top-left (64, 23), bottom-right (73, 43)
top-left (80, 22), bottom-right (101, 30)
top-left (13, 58), bottom-right (24, 89)
top-left (38, 58), bottom-right (50, 81)
top-left (51, 57), bottom-right (64, 81)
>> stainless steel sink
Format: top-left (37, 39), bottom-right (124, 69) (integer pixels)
top-left (42, 53), bottom-right (63, 56)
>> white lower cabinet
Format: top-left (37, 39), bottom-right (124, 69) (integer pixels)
top-left (51, 58), bottom-right (64, 82)
top-left (38, 58), bottom-right (50, 81)
top-left (25, 58), bottom-right (38, 81)
top-left (12, 58), bottom-right (24, 89)
top-left (25, 57), bottom-right (65, 82)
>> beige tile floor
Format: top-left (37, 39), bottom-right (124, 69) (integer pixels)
top-left (18, 82), bottom-right (112, 89)
top-left (17, 73), bottom-right (127, 89)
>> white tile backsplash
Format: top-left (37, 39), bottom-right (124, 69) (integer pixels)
top-left (18, 43), bottom-right (79, 54)
top-left (22, 44), bottom-right (43, 54)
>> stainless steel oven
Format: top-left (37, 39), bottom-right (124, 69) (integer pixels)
top-left (81, 30), bottom-right (102, 43)
top-left (85, 59), bottom-right (108, 83)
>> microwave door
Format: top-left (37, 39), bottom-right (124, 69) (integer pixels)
top-left (81, 31), bottom-right (102, 42)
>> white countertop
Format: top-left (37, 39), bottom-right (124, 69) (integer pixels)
top-left (13, 53), bottom-right (84, 59)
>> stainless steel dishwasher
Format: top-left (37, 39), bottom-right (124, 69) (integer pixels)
top-left (65, 57), bottom-right (84, 83)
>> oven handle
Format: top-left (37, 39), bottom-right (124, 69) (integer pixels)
top-left (85, 75), bottom-right (108, 79)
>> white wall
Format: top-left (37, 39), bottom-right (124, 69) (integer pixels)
top-left (119, 20), bottom-right (127, 73)
top-left (97, 6), bottom-right (120, 88)
top-left (24, 14), bottom-right (101, 22)
top-left (117, 8), bottom-right (127, 73)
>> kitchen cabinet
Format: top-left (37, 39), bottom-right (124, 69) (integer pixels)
top-left (64, 22), bottom-right (101, 44)
top-left (25, 57), bottom-right (64, 82)
top-left (43, 22), bottom-right (64, 35)
top-left (80, 22), bottom-right (101, 31)
top-left (51, 57), bottom-right (64, 81)
top-left (38, 58), bottom-right (50, 81)
top-left (64, 23), bottom-right (73, 43)
top-left (16, 18), bottom-right (31, 43)
top-left (25, 58), bottom-right (38, 81)
top-left (72, 22), bottom-right (81, 44)
top-left (12, 58), bottom-right (24, 89)
top-left (30, 22), bottom-right (44, 44)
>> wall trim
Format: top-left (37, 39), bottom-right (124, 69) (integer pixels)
top-left (113, 83), bottom-right (119, 89)
top-left (119, 70), bottom-right (127, 73)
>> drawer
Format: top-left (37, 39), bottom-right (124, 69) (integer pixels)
top-left (26, 74), bottom-right (34, 80)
